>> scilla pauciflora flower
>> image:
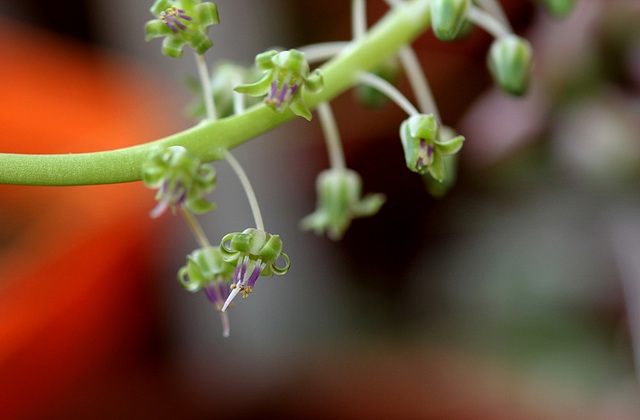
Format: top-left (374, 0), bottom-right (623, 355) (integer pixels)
top-left (301, 168), bottom-right (386, 240)
top-left (219, 228), bottom-right (290, 311)
top-left (400, 114), bottom-right (465, 182)
top-left (178, 246), bottom-right (236, 337)
top-left (142, 145), bottom-right (216, 218)
top-left (488, 35), bottom-right (533, 96)
top-left (145, 0), bottom-right (219, 58)
top-left (234, 49), bottom-right (324, 121)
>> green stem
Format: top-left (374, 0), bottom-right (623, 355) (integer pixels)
top-left (0, 0), bottom-right (431, 186)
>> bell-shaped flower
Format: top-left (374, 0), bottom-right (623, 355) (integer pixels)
top-left (400, 114), bottom-right (464, 182)
top-left (142, 145), bottom-right (216, 218)
top-left (145, 0), bottom-right (220, 58)
top-left (234, 49), bottom-right (324, 121)
top-left (430, 0), bottom-right (470, 42)
top-left (488, 35), bottom-right (533, 96)
top-left (300, 168), bottom-right (386, 240)
top-left (219, 228), bottom-right (290, 310)
top-left (178, 246), bottom-right (235, 337)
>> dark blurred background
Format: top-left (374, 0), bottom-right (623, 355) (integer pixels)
top-left (1, 0), bottom-right (640, 419)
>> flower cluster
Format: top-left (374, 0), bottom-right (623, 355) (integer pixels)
top-left (219, 228), bottom-right (290, 310)
top-left (235, 49), bottom-right (324, 120)
top-left (145, 0), bottom-right (220, 58)
top-left (142, 145), bottom-right (216, 218)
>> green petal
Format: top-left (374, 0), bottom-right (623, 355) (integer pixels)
top-left (270, 252), bottom-right (291, 275)
top-left (186, 196), bottom-right (216, 214)
top-left (304, 69), bottom-right (324, 93)
top-left (435, 135), bottom-right (464, 155)
top-left (255, 50), bottom-right (278, 70)
top-left (290, 98), bottom-right (312, 121)
top-left (353, 193), bottom-right (386, 217)
top-left (428, 152), bottom-right (445, 182)
top-left (150, 0), bottom-right (173, 16)
top-left (162, 37), bottom-right (186, 58)
top-left (197, 2), bottom-right (220, 25)
top-left (145, 20), bottom-right (174, 41)
top-left (234, 73), bottom-right (272, 96)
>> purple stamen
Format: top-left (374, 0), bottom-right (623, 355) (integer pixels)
top-left (165, 22), bottom-right (178, 34)
top-left (427, 145), bottom-right (434, 158)
top-left (203, 283), bottom-right (220, 304)
top-left (239, 257), bottom-right (248, 283)
top-left (246, 264), bottom-right (263, 289)
top-left (276, 83), bottom-right (289, 109)
top-left (268, 80), bottom-right (277, 102)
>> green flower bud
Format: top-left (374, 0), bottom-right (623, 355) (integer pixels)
top-left (234, 49), bottom-right (324, 121)
top-left (145, 0), bottom-right (219, 58)
top-left (353, 57), bottom-right (401, 108)
top-left (430, 0), bottom-right (470, 41)
top-left (219, 228), bottom-right (291, 309)
top-left (400, 114), bottom-right (464, 181)
top-left (142, 145), bottom-right (216, 218)
top-left (488, 35), bottom-right (533, 96)
top-left (300, 168), bottom-right (386, 241)
top-left (541, 0), bottom-right (576, 18)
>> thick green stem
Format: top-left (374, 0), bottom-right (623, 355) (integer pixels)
top-left (0, 0), bottom-right (430, 186)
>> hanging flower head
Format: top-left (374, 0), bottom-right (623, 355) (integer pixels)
top-left (178, 246), bottom-right (235, 337)
top-left (234, 49), bottom-right (324, 121)
top-left (219, 228), bottom-right (290, 310)
top-left (400, 114), bottom-right (464, 182)
top-left (301, 168), bottom-right (386, 240)
top-left (142, 145), bottom-right (216, 218)
top-left (145, 0), bottom-right (220, 58)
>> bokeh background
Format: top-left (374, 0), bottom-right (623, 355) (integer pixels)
top-left (1, 0), bottom-right (640, 418)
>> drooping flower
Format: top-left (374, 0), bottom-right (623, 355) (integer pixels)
top-left (399, 114), bottom-right (464, 182)
top-left (488, 35), bottom-right (533, 96)
top-left (145, 0), bottom-right (220, 58)
top-left (234, 49), bottom-right (324, 121)
top-left (219, 228), bottom-right (290, 310)
top-left (301, 168), bottom-right (386, 240)
top-left (178, 246), bottom-right (235, 337)
top-left (142, 145), bottom-right (216, 218)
